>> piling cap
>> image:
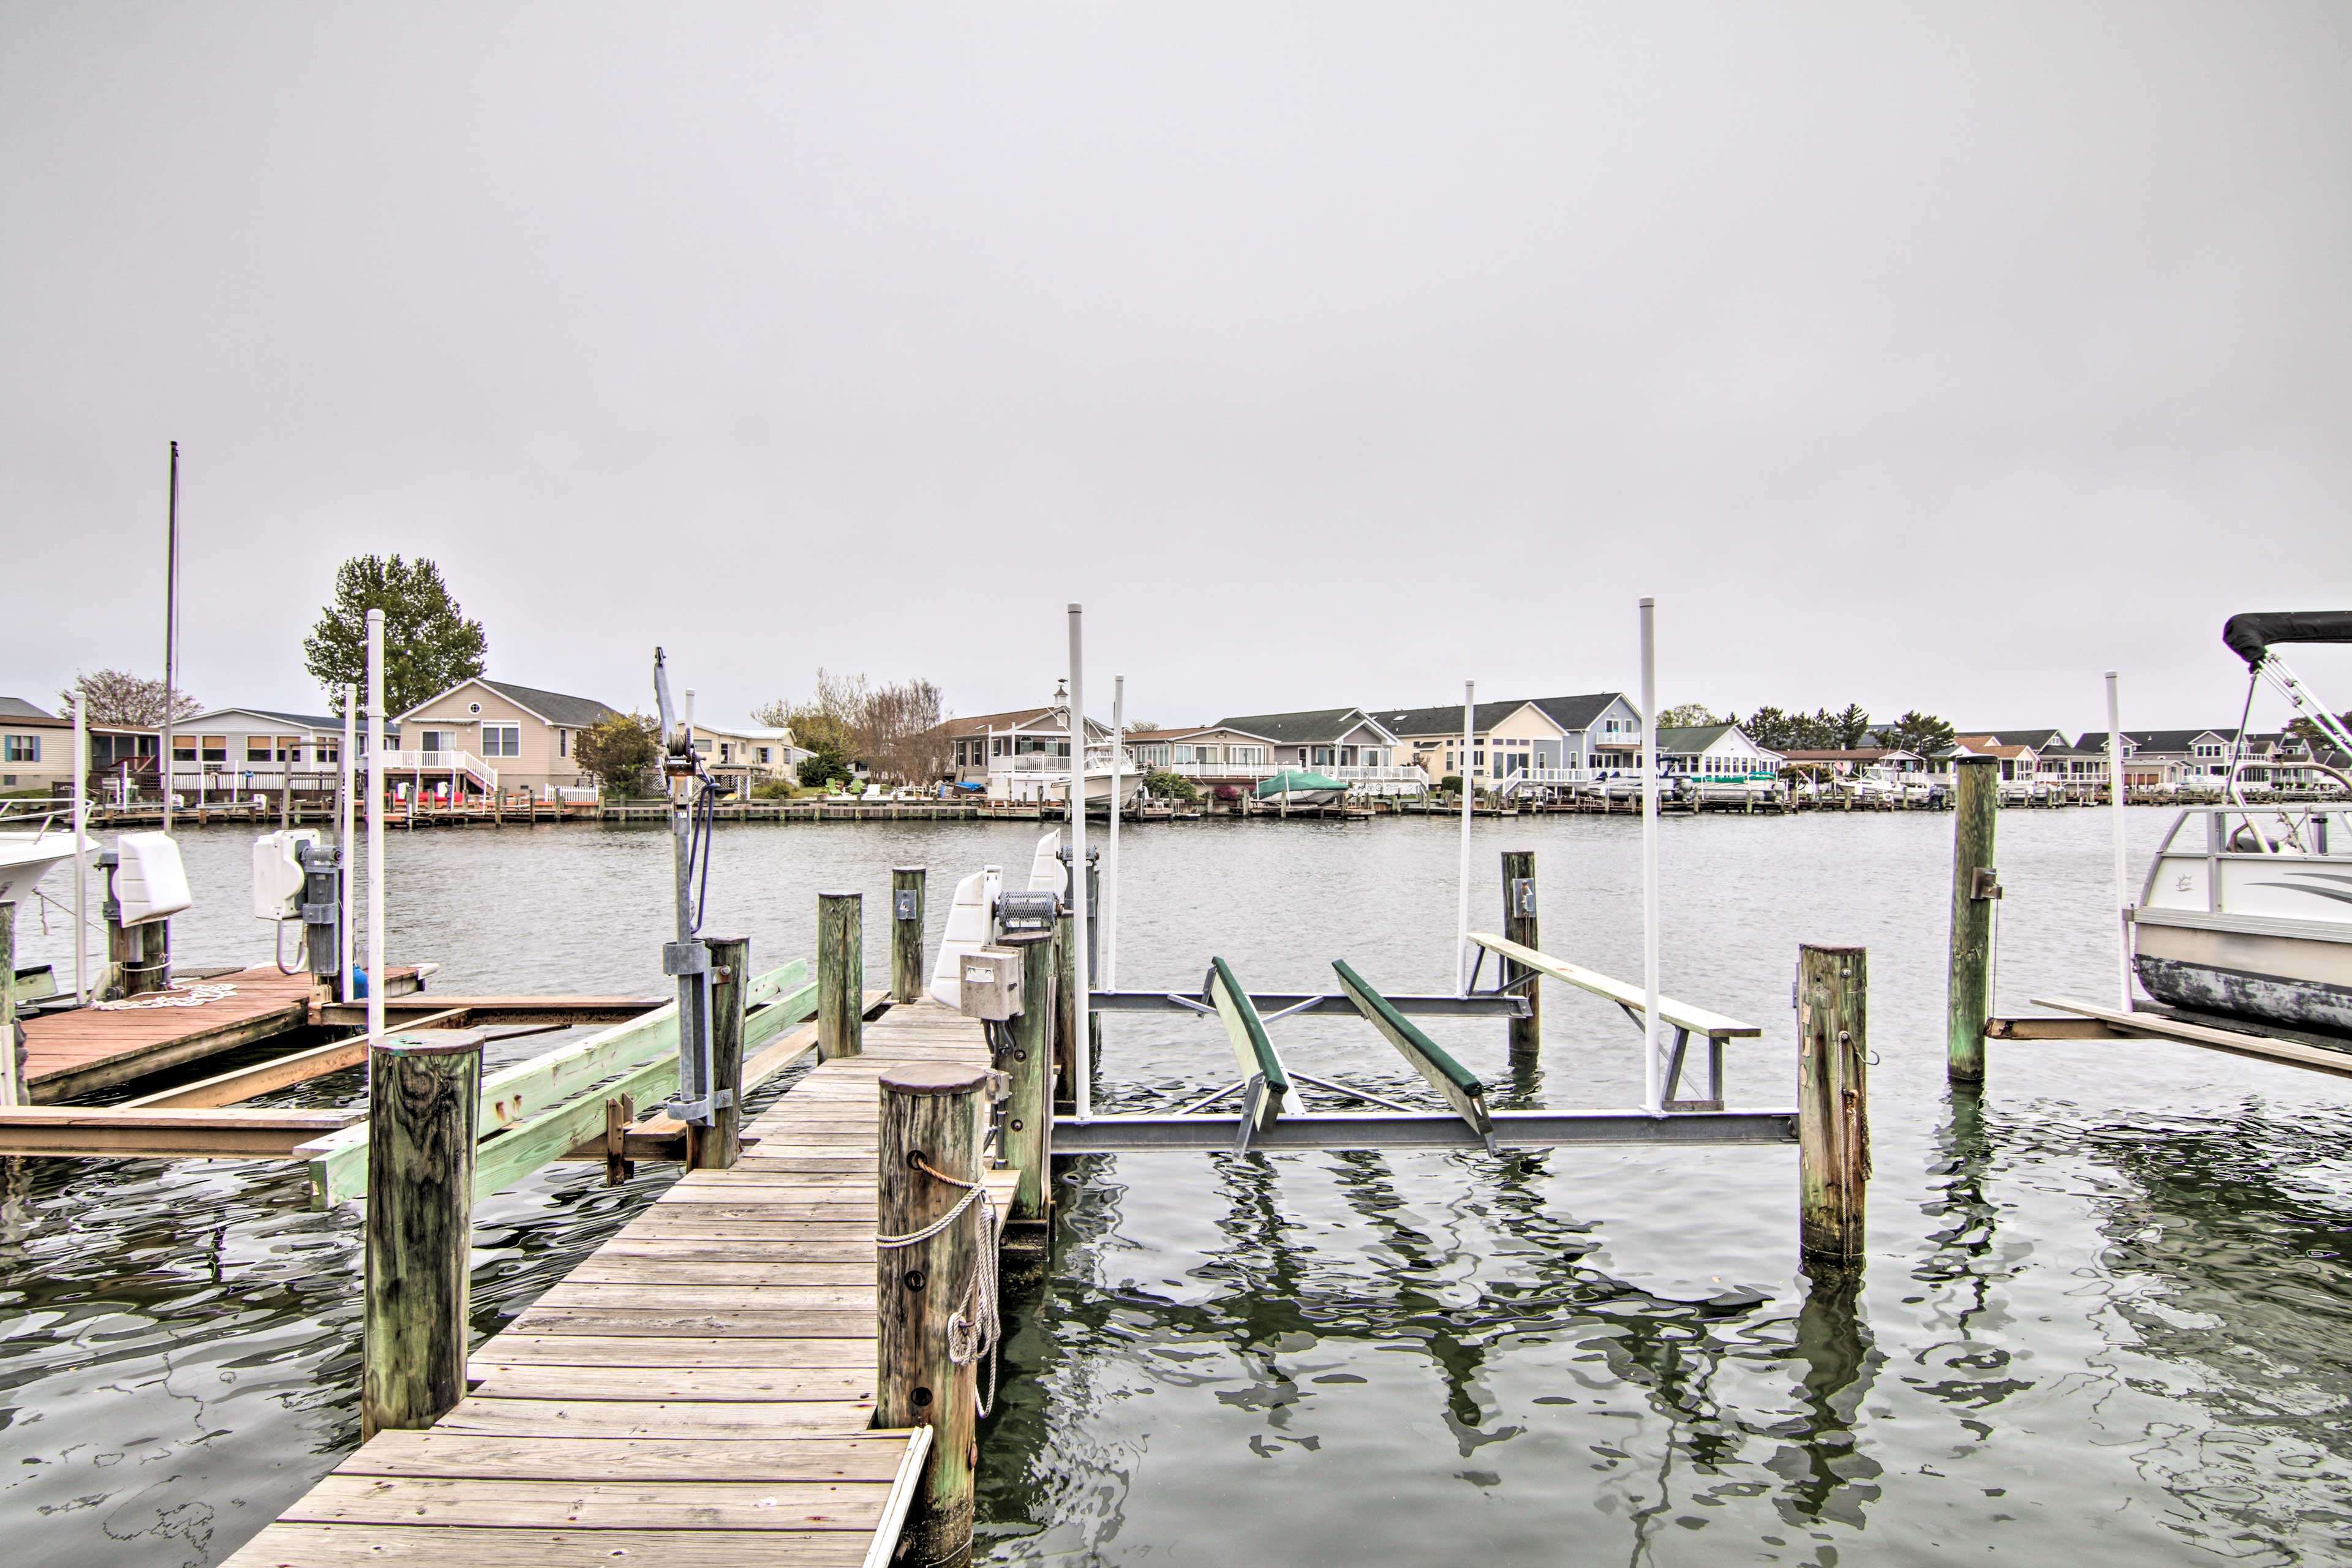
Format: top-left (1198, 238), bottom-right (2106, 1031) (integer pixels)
top-left (879, 1063), bottom-right (992, 1097)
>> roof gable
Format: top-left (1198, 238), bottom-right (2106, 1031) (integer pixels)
top-left (398, 676), bottom-right (618, 729)
top-left (1528, 692), bottom-right (1635, 731)
top-left (0, 696), bottom-right (61, 722)
top-left (1212, 707), bottom-right (1401, 745)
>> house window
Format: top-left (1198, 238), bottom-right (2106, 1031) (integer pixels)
top-left (757, 746), bottom-right (772, 764)
top-left (1232, 745), bottom-right (1265, 766)
top-left (173, 736), bottom-right (197, 761)
top-left (314, 739), bottom-right (339, 764)
top-left (201, 736), bottom-right (228, 764)
top-left (248, 737), bottom-right (274, 763)
top-left (559, 729), bottom-right (569, 758)
top-left (2, 734), bottom-right (37, 763)
top-left (420, 730), bottom-right (449, 755)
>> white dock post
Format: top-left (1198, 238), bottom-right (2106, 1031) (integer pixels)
top-left (341, 685), bottom-right (356, 992)
top-left (1456, 680), bottom-right (1475, 993)
top-left (2106, 670), bottom-right (2131, 1009)
top-left (366, 612), bottom-right (386, 1054)
top-left (1640, 597), bottom-right (1661, 1114)
top-left (1105, 673), bottom-right (1123, 991)
top-left (72, 692), bottom-right (87, 1005)
top-left (1067, 603), bottom-right (1092, 1122)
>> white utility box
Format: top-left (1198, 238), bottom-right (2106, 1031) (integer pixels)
top-left (252, 829), bottom-right (320, 920)
top-left (113, 832), bottom-right (193, 926)
top-left (956, 946), bottom-right (1025, 1022)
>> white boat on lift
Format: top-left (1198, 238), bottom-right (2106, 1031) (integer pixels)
top-left (2130, 612), bottom-right (2352, 1036)
top-left (0, 802), bottom-right (94, 907)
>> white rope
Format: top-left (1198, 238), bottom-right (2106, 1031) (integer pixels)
top-left (874, 1159), bottom-right (1004, 1417)
top-left (95, 982), bottom-right (239, 1011)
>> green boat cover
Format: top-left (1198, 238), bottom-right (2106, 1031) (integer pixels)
top-left (1253, 769), bottom-right (1344, 799)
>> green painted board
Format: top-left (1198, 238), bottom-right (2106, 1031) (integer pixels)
top-left (304, 970), bottom-right (814, 1207)
top-left (1331, 959), bottom-right (1490, 1135)
top-left (1205, 957), bottom-right (1287, 1129)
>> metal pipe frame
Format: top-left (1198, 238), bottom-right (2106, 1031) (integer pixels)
top-left (1054, 1108), bottom-right (1798, 1153)
top-left (1089, 989), bottom-right (1529, 1019)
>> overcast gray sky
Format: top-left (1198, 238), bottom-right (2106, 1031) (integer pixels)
top-left (4, 3), bottom-right (2348, 732)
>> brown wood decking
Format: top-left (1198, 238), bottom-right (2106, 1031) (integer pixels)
top-left (221, 999), bottom-right (1011, 1568)
top-left (21, 965), bottom-right (415, 1102)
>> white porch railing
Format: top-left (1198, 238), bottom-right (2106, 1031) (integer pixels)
top-left (358, 749), bottom-right (500, 791)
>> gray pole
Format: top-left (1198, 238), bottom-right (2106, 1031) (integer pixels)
top-left (160, 440), bottom-right (179, 832)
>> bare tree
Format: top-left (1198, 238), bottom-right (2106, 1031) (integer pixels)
top-left (753, 670), bottom-right (950, 783)
top-left (59, 669), bottom-right (201, 727)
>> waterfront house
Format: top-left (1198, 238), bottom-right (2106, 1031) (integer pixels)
top-left (1654, 722), bottom-right (1782, 778)
top-left (690, 722), bottom-right (809, 793)
top-left (1374, 699), bottom-right (1570, 789)
top-left (394, 678), bottom-right (618, 798)
top-left (1527, 692), bottom-right (1645, 776)
top-left (165, 706), bottom-right (371, 805)
top-left (1, 698), bottom-right (72, 796)
top-left (948, 704), bottom-right (1112, 782)
top-left (1940, 736), bottom-right (2041, 781)
top-left (2075, 729), bottom-right (2249, 786)
top-left (1207, 708), bottom-right (1417, 791)
top-left (1122, 725), bottom-right (1281, 792)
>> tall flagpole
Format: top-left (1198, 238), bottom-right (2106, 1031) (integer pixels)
top-left (1105, 673), bottom-right (1123, 990)
top-left (72, 693), bottom-right (88, 1005)
top-left (1456, 680), bottom-right (1474, 992)
top-left (366, 611), bottom-right (386, 1053)
top-left (2106, 671), bottom-right (2132, 1009)
top-left (341, 683), bottom-right (357, 994)
top-left (1640, 597), bottom-right (1661, 1114)
top-left (1067, 605), bottom-right (1092, 1121)
top-left (160, 441), bottom-right (181, 831)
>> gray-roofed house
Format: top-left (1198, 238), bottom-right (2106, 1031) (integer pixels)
top-left (165, 705), bottom-right (391, 805)
top-left (396, 677), bottom-right (619, 797)
top-left (1373, 699), bottom-right (1569, 789)
top-left (1208, 708), bottom-right (1420, 790)
top-left (1527, 692), bottom-right (1645, 774)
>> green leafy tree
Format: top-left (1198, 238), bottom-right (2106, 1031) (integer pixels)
top-left (797, 742), bottom-right (855, 790)
top-left (303, 555), bottom-right (488, 716)
top-left (1885, 710), bottom-right (1956, 756)
top-left (577, 712), bottom-right (662, 797)
top-left (1656, 703), bottom-right (1718, 729)
top-left (1143, 769), bottom-right (1200, 802)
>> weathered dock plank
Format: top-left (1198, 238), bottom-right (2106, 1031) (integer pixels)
top-left (221, 999), bottom-right (1006, 1568)
top-left (23, 963), bottom-right (421, 1102)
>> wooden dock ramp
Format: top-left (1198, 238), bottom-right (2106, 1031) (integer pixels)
top-left (223, 999), bottom-right (1013, 1568)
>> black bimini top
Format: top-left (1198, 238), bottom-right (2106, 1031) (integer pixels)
top-left (2223, 611), bottom-right (2352, 668)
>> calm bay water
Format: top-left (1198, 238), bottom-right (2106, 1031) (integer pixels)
top-left (5, 809), bottom-right (2350, 1566)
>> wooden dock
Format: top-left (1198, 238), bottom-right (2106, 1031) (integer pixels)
top-left (21, 963), bottom-right (422, 1102)
top-left (222, 999), bottom-right (1014, 1568)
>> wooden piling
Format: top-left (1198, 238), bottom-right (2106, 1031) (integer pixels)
top-left (1501, 849), bottom-right (1540, 1059)
top-left (891, 867), bottom-right (927, 1003)
top-left (1005, 935), bottom-right (1056, 1223)
top-left (691, 935), bottom-right (749, 1169)
top-left (1052, 910), bottom-right (1076, 1114)
top-left (1945, 756), bottom-right (2000, 1082)
top-left (361, 1029), bottom-right (484, 1441)
top-left (0, 903), bottom-right (20, 1107)
top-left (818, 892), bottom-right (863, 1060)
top-left (876, 1062), bottom-right (990, 1567)
top-left (1796, 944), bottom-right (1869, 1268)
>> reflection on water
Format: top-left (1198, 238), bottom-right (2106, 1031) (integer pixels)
top-left (4, 811), bottom-right (2351, 1564)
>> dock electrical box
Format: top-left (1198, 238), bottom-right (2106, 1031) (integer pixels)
top-left (957, 947), bottom-right (1025, 1021)
top-left (252, 829), bottom-right (322, 920)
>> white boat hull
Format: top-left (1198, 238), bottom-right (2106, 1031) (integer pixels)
top-left (0, 832), bottom-right (93, 907)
